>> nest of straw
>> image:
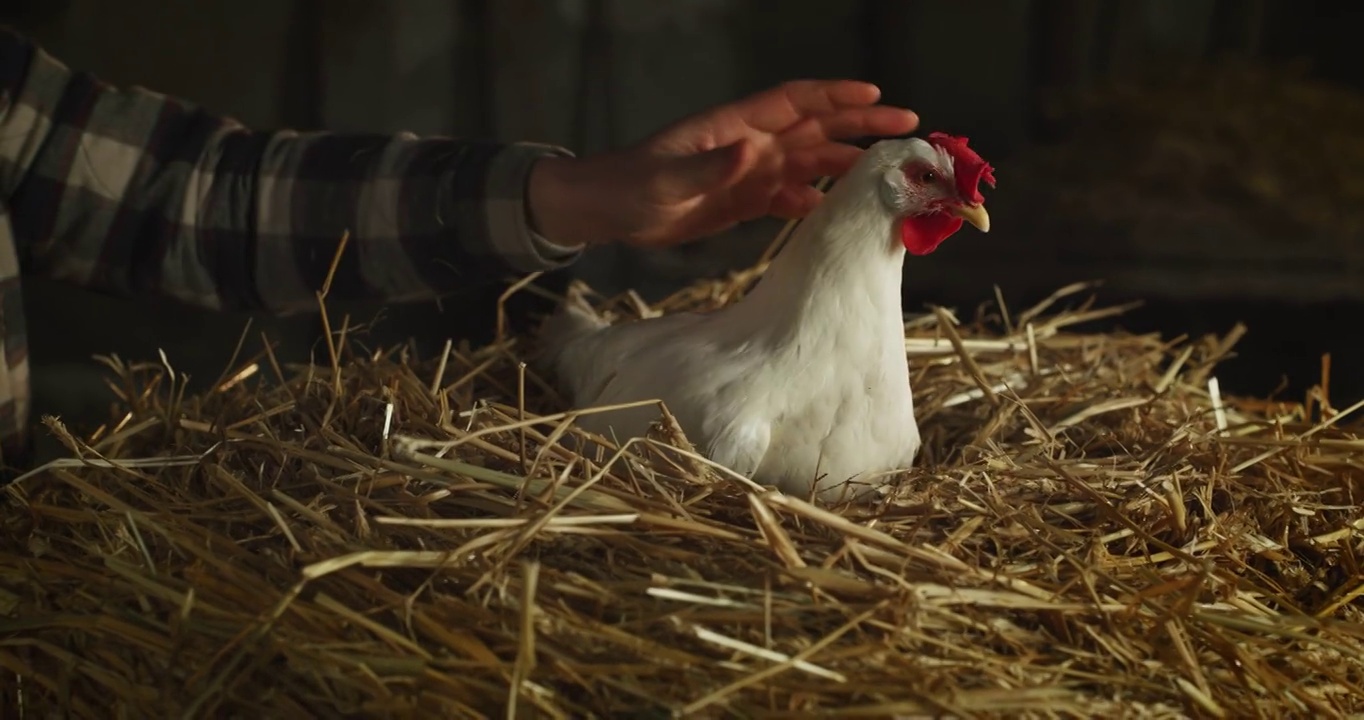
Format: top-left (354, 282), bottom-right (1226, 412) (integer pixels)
top-left (3, 242), bottom-right (1364, 717)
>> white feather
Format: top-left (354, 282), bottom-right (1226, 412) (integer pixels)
top-left (536, 137), bottom-right (961, 502)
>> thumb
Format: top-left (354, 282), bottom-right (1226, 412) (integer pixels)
top-left (650, 140), bottom-right (752, 202)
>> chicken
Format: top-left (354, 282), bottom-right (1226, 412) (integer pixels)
top-left (536, 133), bottom-right (996, 502)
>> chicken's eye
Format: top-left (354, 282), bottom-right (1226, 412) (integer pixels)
top-left (920, 170), bottom-right (938, 184)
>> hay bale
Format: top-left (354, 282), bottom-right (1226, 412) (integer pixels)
top-left (2, 257), bottom-right (1363, 717)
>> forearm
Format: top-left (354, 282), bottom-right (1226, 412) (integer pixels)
top-left (527, 153), bottom-right (627, 249)
top-left (232, 132), bottom-right (584, 313)
top-left (0, 27), bottom-right (583, 315)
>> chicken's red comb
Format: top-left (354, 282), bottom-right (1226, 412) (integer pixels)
top-left (926, 132), bottom-right (996, 205)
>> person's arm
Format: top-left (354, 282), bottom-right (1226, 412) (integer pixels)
top-left (0, 27), bottom-right (584, 315)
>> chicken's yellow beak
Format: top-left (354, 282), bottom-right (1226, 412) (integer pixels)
top-left (950, 202), bottom-right (990, 233)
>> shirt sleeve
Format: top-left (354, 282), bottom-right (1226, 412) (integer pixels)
top-left (0, 26), bottom-right (584, 315)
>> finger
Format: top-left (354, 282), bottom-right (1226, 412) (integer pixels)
top-left (648, 139), bottom-right (753, 202)
top-left (734, 80), bottom-right (886, 133)
top-left (778, 79), bottom-right (883, 111)
top-left (784, 143), bottom-right (864, 182)
top-left (780, 107), bottom-right (920, 147)
top-left (769, 184), bottom-right (826, 219)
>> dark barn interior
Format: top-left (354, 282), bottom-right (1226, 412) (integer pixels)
top-left (3, 0), bottom-right (1362, 443)
top-left (5, 2), bottom-right (1364, 715)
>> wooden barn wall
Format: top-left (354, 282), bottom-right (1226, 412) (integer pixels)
top-left (1, 0), bottom-right (1359, 434)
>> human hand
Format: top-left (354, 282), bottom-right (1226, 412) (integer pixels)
top-left (528, 80), bottom-right (919, 249)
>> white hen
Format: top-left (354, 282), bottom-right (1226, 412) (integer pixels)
top-left (537, 133), bottom-right (996, 502)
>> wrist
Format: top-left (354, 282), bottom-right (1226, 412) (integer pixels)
top-left (527, 155), bottom-right (621, 249)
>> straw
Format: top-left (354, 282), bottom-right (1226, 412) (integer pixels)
top-left (2, 234), bottom-right (1363, 718)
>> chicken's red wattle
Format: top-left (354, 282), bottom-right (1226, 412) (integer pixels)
top-left (900, 213), bottom-right (963, 256)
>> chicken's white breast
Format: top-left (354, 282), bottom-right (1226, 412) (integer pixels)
top-left (534, 135), bottom-right (995, 502)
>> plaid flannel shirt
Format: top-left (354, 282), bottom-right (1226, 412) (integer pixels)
top-left (0, 27), bottom-right (583, 472)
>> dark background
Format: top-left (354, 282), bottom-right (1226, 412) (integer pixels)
top-left (2, 0), bottom-right (1362, 442)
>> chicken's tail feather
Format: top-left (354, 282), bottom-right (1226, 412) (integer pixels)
top-left (531, 280), bottom-right (610, 399)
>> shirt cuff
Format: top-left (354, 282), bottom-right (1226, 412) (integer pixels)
top-left (483, 142), bottom-right (586, 272)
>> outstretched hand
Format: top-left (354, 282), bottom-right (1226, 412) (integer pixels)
top-left (529, 80), bottom-right (919, 249)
